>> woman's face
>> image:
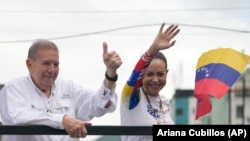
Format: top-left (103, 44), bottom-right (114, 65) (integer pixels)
top-left (142, 58), bottom-right (168, 97)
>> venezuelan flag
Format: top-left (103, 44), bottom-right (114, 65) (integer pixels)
top-left (194, 48), bottom-right (250, 120)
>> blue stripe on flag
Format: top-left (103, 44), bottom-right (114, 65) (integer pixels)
top-left (195, 63), bottom-right (240, 87)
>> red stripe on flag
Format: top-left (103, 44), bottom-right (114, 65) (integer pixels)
top-left (195, 78), bottom-right (230, 99)
top-left (195, 95), bottom-right (212, 120)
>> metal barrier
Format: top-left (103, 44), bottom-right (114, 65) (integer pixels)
top-left (0, 125), bottom-right (152, 135)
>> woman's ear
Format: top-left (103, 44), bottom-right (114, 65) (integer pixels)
top-left (166, 69), bottom-right (169, 73)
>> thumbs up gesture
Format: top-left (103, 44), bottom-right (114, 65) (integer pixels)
top-left (102, 42), bottom-right (122, 80)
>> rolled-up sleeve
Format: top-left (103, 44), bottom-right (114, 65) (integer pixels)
top-left (75, 82), bottom-right (118, 120)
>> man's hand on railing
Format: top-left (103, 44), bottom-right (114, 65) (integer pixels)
top-left (62, 115), bottom-right (92, 138)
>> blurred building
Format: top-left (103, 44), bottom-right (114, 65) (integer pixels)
top-left (0, 84), bottom-right (3, 141)
top-left (95, 136), bottom-right (121, 141)
top-left (172, 68), bottom-right (250, 125)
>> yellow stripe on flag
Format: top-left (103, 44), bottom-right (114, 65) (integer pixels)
top-left (196, 48), bottom-right (250, 73)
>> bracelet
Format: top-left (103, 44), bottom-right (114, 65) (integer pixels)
top-left (105, 71), bottom-right (118, 82)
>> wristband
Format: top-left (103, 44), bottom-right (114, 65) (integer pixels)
top-left (105, 71), bottom-right (118, 82)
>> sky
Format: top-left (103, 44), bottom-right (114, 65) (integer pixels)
top-left (0, 0), bottom-right (250, 140)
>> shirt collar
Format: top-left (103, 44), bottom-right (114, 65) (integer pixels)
top-left (27, 74), bottom-right (56, 95)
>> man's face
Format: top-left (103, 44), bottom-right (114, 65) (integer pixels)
top-left (26, 48), bottom-right (59, 92)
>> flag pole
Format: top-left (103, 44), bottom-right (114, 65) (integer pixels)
top-left (228, 89), bottom-right (231, 125)
top-left (242, 73), bottom-right (246, 125)
top-left (241, 49), bottom-right (246, 125)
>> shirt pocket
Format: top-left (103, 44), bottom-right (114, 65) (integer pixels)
top-left (31, 101), bottom-right (44, 111)
top-left (53, 98), bottom-right (76, 118)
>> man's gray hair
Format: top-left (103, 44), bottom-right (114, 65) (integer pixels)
top-left (28, 39), bottom-right (59, 60)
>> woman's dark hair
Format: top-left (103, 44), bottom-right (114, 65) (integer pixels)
top-left (153, 52), bottom-right (168, 69)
